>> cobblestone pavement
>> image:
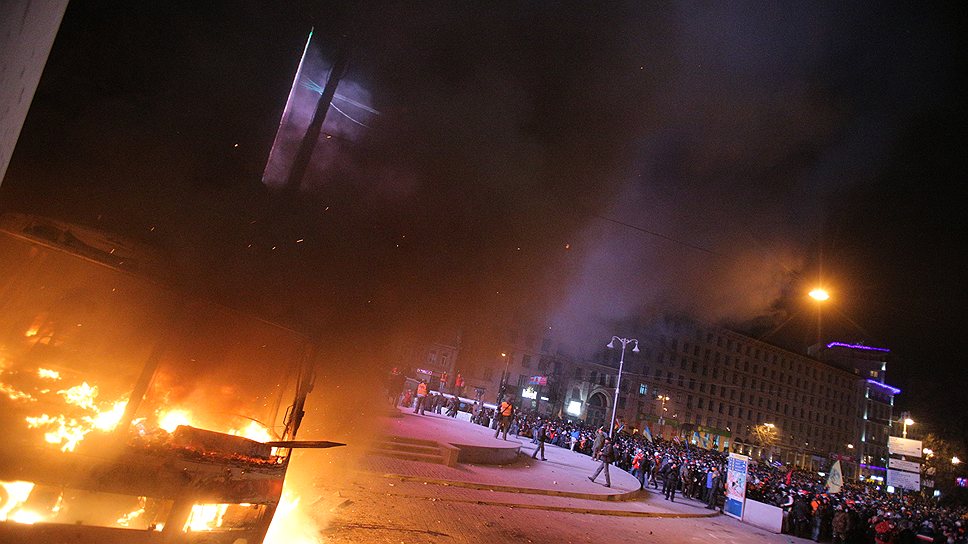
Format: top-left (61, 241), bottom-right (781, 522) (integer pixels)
top-left (313, 470), bottom-right (796, 544)
top-left (295, 410), bottom-right (797, 543)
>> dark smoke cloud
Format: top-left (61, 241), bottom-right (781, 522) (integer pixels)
top-left (1, 2), bottom-right (965, 438)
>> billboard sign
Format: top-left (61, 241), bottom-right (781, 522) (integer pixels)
top-left (725, 453), bottom-right (749, 520)
top-left (888, 458), bottom-right (921, 473)
top-left (887, 469), bottom-right (920, 491)
top-left (888, 436), bottom-right (922, 458)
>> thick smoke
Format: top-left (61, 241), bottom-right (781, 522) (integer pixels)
top-left (1, 0), bottom-right (964, 461)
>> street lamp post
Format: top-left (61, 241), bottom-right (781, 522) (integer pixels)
top-left (496, 352), bottom-right (511, 404)
top-left (902, 417), bottom-right (914, 439)
top-left (605, 336), bottom-right (639, 439)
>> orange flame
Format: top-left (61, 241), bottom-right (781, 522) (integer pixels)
top-left (0, 481), bottom-right (35, 522)
top-left (116, 497), bottom-right (147, 527)
top-left (264, 491), bottom-right (323, 544)
top-left (156, 408), bottom-right (196, 433)
top-left (184, 503), bottom-right (229, 531)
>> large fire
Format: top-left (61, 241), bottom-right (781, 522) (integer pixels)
top-left (1, 371), bottom-right (293, 535)
top-left (16, 377), bottom-right (129, 452)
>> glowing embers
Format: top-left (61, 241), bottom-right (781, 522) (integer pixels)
top-left (184, 503), bottom-right (266, 532)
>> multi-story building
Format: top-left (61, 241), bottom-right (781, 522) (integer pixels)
top-left (456, 314), bottom-right (902, 475)
top-left (603, 317), bottom-right (862, 470)
top-left (809, 341), bottom-right (897, 481)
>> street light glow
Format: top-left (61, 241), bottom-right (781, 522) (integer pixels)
top-left (954, 456), bottom-right (961, 465)
top-left (809, 288), bottom-right (830, 301)
top-left (904, 418), bottom-right (914, 426)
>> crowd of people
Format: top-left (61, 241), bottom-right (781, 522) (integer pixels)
top-left (744, 463), bottom-right (967, 543)
top-left (393, 378), bottom-right (967, 543)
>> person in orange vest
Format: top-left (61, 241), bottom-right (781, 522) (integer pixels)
top-left (413, 380), bottom-right (429, 415)
top-left (493, 397), bottom-right (515, 440)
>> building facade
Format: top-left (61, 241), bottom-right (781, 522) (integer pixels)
top-left (809, 341), bottom-right (898, 481)
top-left (451, 314), bottom-right (901, 474)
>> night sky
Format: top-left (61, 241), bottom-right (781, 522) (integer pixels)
top-left (2, 2), bottom-right (966, 443)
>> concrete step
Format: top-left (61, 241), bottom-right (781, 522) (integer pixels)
top-left (374, 441), bottom-right (440, 455)
top-left (370, 448), bottom-right (445, 465)
top-left (369, 434), bottom-right (460, 467)
top-left (381, 435), bottom-right (439, 448)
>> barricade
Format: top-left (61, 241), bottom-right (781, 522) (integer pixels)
top-left (743, 499), bottom-right (783, 533)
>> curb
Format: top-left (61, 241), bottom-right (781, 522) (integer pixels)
top-left (372, 472), bottom-right (647, 502)
top-left (378, 490), bottom-right (721, 518)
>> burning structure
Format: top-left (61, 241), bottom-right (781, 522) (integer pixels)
top-left (0, 213), bottom-right (328, 543)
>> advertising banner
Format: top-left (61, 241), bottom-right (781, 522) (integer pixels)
top-left (725, 453), bottom-right (749, 520)
top-left (888, 436), bottom-right (923, 458)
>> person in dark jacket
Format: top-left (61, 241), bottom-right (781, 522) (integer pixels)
top-left (706, 467), bottom-right (723, 510)
top-left (832, 505), bottom-right (850, 544)
top-left (791, 495), bottom-right (812, 538)
top-left (588, 437), bottom-right (614, 487)
top-left (664, 461), bottom-right (681, 501)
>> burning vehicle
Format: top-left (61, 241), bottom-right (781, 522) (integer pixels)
top-left (0, 213), bottom-right (335, 543)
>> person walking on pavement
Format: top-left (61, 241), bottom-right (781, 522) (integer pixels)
top-left (531, 422), bottom-right (547, 460)
top-left (413, 380), bottom-right (428, 415)
top-left (494, 398), bottom-right (515, 440)
top-left (587, 437), bottom-right (614, 487)
top-left (664, 461), bottom-right (681, 501)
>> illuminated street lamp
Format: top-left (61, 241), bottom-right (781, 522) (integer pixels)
top-left (809, 287), bottom-right (830, 343)
top-left (903, 417), bottom-right (914, 438)
top-left (923, 448), bottom-right (934, 458)
top-left (953, 456), bottom-right (962, 466)
top-left (809, 288), bottom-right (830, 301)
top-left (605, 336), bottom-right (639, 438)
top-left (656, 394), bottom-right (670, 426)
